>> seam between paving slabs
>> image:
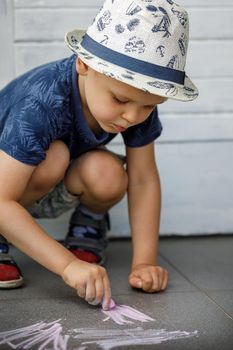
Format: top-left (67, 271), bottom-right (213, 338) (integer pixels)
top-left (159, 253), bottom-right (233, 322)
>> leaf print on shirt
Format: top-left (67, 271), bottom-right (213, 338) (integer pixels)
top-left (0, 98), bottom-right (49, 164)
top-left (18, 121), bottom-right (43, 150)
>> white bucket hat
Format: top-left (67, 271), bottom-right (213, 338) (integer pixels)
top-left (65, 0), bottom-right (198, 101)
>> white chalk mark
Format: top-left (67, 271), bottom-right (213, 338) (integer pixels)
top-left (102, 316), bottom-right (110, 322)
top-left (74, 327), bottom-right (198, 350)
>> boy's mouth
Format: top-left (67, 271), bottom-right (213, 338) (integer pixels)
top-left (113, 124), bottom-right (127, 132)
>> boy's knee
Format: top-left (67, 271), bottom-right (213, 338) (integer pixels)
top-left (81, 151), bottom-right (128, 203)
top-left (30, 140), bottom-right (70, 191)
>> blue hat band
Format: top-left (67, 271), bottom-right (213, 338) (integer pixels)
top-left (81, 34), bottom-right (185, 85)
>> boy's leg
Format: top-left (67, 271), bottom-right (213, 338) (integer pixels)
top-left (0, 140), bottom-right (71, 288)
top-left (20, 140), bottom-right (70, 208)
top-left (64, 149), bottom-right (127, 212)
top-left (64, 149), bottom-right (128, 264)
top-left (0, 143), bottom-right (127, 287)
top-left (0, 234), bottom-right (8, 253)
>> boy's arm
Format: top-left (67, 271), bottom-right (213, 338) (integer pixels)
top-left (126, 142), bottom-right (168, 292)
top-left (0, 151), bottom-right (111, 308)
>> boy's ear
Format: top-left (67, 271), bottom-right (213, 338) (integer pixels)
top-left (76, 58), bottom-right (89, 75)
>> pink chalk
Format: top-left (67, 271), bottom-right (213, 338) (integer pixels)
top-left (109, 299), bottom-right (116, 310)
top-left (102, 298), bottom-right (116, 311)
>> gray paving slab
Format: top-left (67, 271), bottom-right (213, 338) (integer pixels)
top-left (1, 292), bottom-right (233, 350)
top-left (1, 237), bottom-right (233, 350)
top-left (207, 291), bottom-right (233, 318)
top-left (159, 236), bottom-right (233, 291)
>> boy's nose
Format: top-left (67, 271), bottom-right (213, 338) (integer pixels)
top-left (121, 107), bottom-right (146, 126)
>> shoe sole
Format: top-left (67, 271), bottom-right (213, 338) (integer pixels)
top-left (0, 276), bottom-right (24, 289)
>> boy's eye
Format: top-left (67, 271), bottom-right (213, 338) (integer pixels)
top-left (114, 96), bottom-right (128, 104)
top-left (114, 95), bottom-right (155, 109)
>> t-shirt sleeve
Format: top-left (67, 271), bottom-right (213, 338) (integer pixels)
top-left (121, 107), bottom-right (163, 147)
top-left (0, 96), bottom-right (53, 165)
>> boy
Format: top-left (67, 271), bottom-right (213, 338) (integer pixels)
top-left (0, 0), bottom-right (198, 309)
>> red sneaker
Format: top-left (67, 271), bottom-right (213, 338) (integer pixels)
top-left (65, 207), bottom-right (110, 265)
top-left (69, 248), bottom-right (100, 264)
top-left (0, 254), bottom-right (24, 289)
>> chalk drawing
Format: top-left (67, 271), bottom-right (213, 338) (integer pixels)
top-left (73, 327), bottom-right (198, 350)
top-left (0, 319), bottom-right (69, 350)
top-left (102, 304), bottom-right (155, 324)
top-left (0, 320), bottom-right (198, 350)
top-left (0, 305), bottom-right (198, 349)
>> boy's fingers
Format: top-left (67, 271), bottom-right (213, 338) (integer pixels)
top-left (102, 275), bottom-right (112, 310)
top-left (129, 275), bottom-right (142, 288)
top-left (141, 272), bottom-right (153, 292)
top-left (129, 267), bottom-right (169, 292)
top-left (77, 283), bottom-right (86, 299)
top-left (157, 270), bottom-right (164, 290)
top-left (161, 279), bottom-right (168, 291)
top-left (149, 272), bottom-right (159, 292)
top-left (88, 299), bottom-right (100, 306)
top-left (85, 278), bottom-right (96, 303)
top-left (94, 278), bottom-right (105, 305)
top-left (154, 268), bottom-right (169, 291)
top-left (130, 272), bottom-right (161, 292)
top-left (161, 270), bottom-right (169, 290)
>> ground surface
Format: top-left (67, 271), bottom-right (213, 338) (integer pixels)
top-left (0, 236), bottom-right (233, 350)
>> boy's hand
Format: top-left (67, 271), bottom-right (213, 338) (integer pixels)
top-left (129, 264), bottom-right (168, 292)
top-left (62, 259), bottom-right (111, 310)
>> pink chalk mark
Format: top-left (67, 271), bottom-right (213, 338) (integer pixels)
top-left (0, 319), bottom-right (198, 350)
top-left (73, 327), bottom-right (198, 350)
top-left (0, 319), bottom-right (69, 350)
top-left (102, 304), bottom-right (155, 325)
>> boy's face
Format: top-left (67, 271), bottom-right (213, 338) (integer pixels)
top-left (77, 59), bottom-right (167, 134)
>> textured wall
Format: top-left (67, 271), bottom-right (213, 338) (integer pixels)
top-left (1, 0), bottom-right (233, 235)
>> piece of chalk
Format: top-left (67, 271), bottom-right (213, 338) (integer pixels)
top-left (102, 298), bottom-right (116, 311)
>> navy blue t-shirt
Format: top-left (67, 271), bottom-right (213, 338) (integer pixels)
top-left (0, 55), bottom-right (162, 166)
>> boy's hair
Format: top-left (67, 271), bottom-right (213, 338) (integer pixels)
top-left (65, 0), bottom-right (198, 101)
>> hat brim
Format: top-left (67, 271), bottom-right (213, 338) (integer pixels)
top-left (65, 30), bottom-right (198, 102)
